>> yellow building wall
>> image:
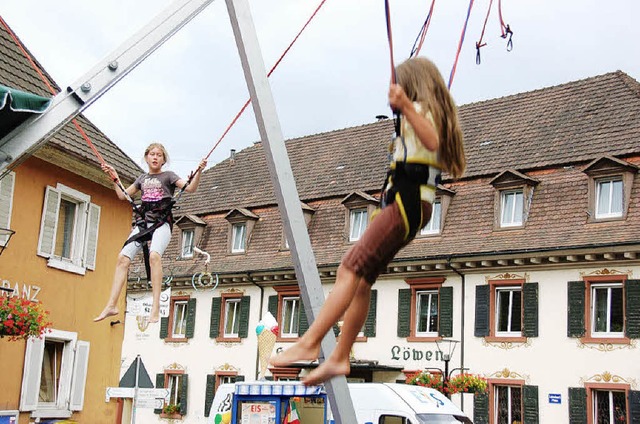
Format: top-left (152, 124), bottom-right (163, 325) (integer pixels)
top-left (0, 156), bottom-right (134, 423)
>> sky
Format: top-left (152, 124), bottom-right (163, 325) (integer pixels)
top-left (2, 0), bottom-right (639, 178)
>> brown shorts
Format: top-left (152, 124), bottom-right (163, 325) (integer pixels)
top-left (342, 201), bottom-right (432, 284)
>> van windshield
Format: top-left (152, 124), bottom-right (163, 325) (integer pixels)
top-left (415, 414), bottom-right (472, 424)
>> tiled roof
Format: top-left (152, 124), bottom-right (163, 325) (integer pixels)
top-left (180, 71), bottom-right (640, 215)
top-left (0, 18), bottom-right (141, 181)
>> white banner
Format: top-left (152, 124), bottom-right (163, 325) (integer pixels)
top-left (126, 287), bottom-right (171, 318)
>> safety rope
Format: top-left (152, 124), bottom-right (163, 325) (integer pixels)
top-left (447, 0), bottom-right (475, 89)
top-left (383, 0), bottom-right (402, 139)
top-left (409, 0), bottom-right (437, 58)
top-left (498, 0), bottom-right (514, 51)
top-left (475, 0), bottom-right (493, 65)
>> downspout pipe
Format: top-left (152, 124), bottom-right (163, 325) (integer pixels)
top-left (246, 272), bottom-right (264, 381)
top-left (447, 256), bottom-right (466, 411)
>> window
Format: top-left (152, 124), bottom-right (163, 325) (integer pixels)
top-left (494, 385), bottom-right (522, 424)
top-left (204, 372), bottom-right (243, 418)
top-left (209, 294), bottom-right (251, 341)
top-left (591, 282), bottom-right (624, 337)
top-left (397, 278), bottom-right (452, 341)
top-left (495, 286), bottom-right (522, 336)
top-left (349, 208), bottom-right (368, 241)
top-left (0, 170), bottom-right (15, 246)
top-left (171, 300), bottom-right (188, 339)
top-left (155, 369), bottom-right (188, 417)
top-left (420, 199), bottom-right (441, 235)
top-left (37, 184), bottom-right (100, 274)
top-left (595, 177), bottom-right (623, 219)
top-left (281, 296), bottom-right (301, 338)
top-left (167, 373), bottom-right (183, 407)
top-left (231, 223), bottom-right (246, 253)
top-left (161, 297), bottom-right (196, 342)
top-left (592, 389), bottom-right (626, 423)
top-left (20, 330), bottom-right (90, 416)
top-left (181, 229), bottom-right (195, 258)
top-left (500, 190), bottom-right (523, 227)
top-left (268, 286), bottom-right (309, 341)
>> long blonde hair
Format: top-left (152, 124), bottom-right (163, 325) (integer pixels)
top-left (144, 142), bottom-right (170, 166)
top-left (396, 57), bottom-right (466, 178)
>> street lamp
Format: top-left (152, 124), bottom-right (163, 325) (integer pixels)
top-left (435, 339), bottom-right (459, 397)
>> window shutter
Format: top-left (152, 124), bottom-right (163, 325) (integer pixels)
top-left (625, 280), bottom-right (640, 338)
top-left (159, 317), bottom-right (169, 339)
top-left (210, 297), bottom-right (221, 338)
top-left (474, 285), bottom-right (490, 337)
top-left (37, 186), bottom-right (61, 258)
top-left (70, 340), bottom-right (90, 411)
top-left (299, 301), bottom-right (309, 335)
top-left (567, 281), bottom-right (585, 337)
top-left (20, 336), bottom-right (45, 411)
top-left (204, 374), bottom-right (216, 417)
top-left (364, 289), bottom-right (377, 337)
top-left (523, 283), bottom-right (539, 337)
top-left (522, 385), bottom-right (539, 424)
top-left (439, 286), bottom-right (453, 338)
top-left (268, 295), bottom-right (278, 318)
top-left (83, 203), bottom-right (100, 270)
top-left (0, 171), bottom-right (15, 245)
top-left (397, 288), bottom-right (411, 337)
top-left (185, 298), bottom-right (197, 339)
top-left (238, 296), bottom-right (251, 338)
top-left (629, 390), bottom-right (640, 423)
top-left (154, 373), bottom-right (165, 414)
top-left (473, 392), bottom-right (489, 424)
top-left (179, 374), bottom-right (189, 415)
top-left (568, 387), bottom-right (587, 424)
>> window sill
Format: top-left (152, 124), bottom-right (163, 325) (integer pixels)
top-left (407, 336), bottom-right (441, 342)
top-left (30, 408), bottom-right (72, 419)
top-left (216, 336), bottom-right (241, 343)
top-left (164, 336), bottom-right (188, 343)
top-left (485, 336), bottom-right (527, 343)
top-left (46, 257), bottom-right (86, 275)
top-left (277, 336), bottom-right (300, 343)
top-left (160, 413), bottom-right (183, 419)
top-left (580, 336), bottom-right (630, 345)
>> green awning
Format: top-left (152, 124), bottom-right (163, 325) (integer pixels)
top-left (0, 84), bottom-right (51, 139)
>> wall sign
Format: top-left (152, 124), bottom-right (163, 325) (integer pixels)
top-left (1, 279), bottom-right (41, 302)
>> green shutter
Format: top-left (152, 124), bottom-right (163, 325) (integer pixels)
top-left (299, 300), bottom-right (309, 335)
top-left (210, 297), bottom-right (222, 338)
top-left (523, 385), bottom-right (539, 424)
top-left (185, 298), bottom-right (197, 339)
top-left (473, 392), bottom-right (489, 424)
top-left (154, 373), bottom-right (165, 414)
top-left (629, 390), bottom-right (640, 423)
top-left (475, 285), bottom-right (490, 337)
top-left (268, 295), bottom-right (278, 318)
top-left (179, 374), bottom-right (188, 415)
top-left (626, 280), bottom-right (640, 338)
top-left (364, 289), bottom-right (377, 337)
top-left (204, 375), bottom-right (216, 417)
top-left (567, 281), bottom-right (586, 337)
top-left (568, 387), bottom-right (587, 424)
top-left (238, 296), bottom-right (251, 338)
top-left (159, 317), bottom-right (169, 339)
top-left (397, 289), bottom-right (411, 337)
top-left (439, 286), bottom-right (453, 338)
top-left (523, 283), bottom-right (539, 337)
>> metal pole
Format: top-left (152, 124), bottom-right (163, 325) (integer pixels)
top-left (131, 355), bottom-right (140, 424)
top-left (444, 357), bottom-right (450, 399)
top-left (224, 1), bottom-right (357, 422)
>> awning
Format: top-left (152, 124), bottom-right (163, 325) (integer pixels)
top-left (0, 84), bottom-right (51, 139)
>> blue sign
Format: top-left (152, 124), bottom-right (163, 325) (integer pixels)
top-left (548, 393), bottom-right (562, 404)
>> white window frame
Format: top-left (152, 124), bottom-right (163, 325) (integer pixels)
top-left (595, 177), bottom-right (624, 219)
top-left (500, 189), bottom-right (524, 227)
top-left (494, 385), bottom-right (522, 424)
top-left (37, 184), bottom-right (100, 275)
top-left (420, 199), bottom-right (442, 235)
top-left (223, 298), bottom-right (241, 337)
top-left (231, 223), bottom-right (246, 253)
top-left (590, 282), bottom-right (624, 338)
top-left (0, 170), bottom-right (16, 246)
top-left (171, 300), bottom-right (189, 338)
top-left (20, 330), bottom-right (90, 417)
top-left (349, 208), bottom-right (368, 241)
top-left (181, 229), bottom-right (195, 258)
top-left (495, 286), bottom-right (522, 337)
top-left (415, 290), bottom-right (439, 336)
top-left (167, 373), bottom-right (183, 406)
top-left (591, 389), bottom-right (627, 423)
top-left (281, 296), bottom-right (300, 338)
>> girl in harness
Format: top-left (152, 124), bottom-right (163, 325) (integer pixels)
top-left (271, 57), bottom-right (465, 385)
top-left (94, 143), bottom-right (206, 323)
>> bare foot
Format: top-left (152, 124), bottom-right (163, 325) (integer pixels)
top-left (149, 312), bottom-right (160, 323)
top-left (93, 307), bottom-right (118, 322)
top-left (302, 357), bottom-right (350, 386)
top-left (270, 341), bottom-right (320, 367)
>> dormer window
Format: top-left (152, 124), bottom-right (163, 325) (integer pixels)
top-left (181, 229), bottom-right (194, 258)
top-left (490, 170), bottom-right (539, 230)
top-left (419, 185), bottom-right (455, 237)
top-left (225, 208), bottom-right (259, 254)
top-left (584, 156), bottom-right (637, 222)
top-left (341, 191), bottom-right (378, 243)
top-left (282, 202), bottom-right (315, 250)
top-left (175, 214), bottom-right (206, 259)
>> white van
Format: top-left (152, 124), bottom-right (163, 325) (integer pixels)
top-left (207, 381), bottom-right (472, 423)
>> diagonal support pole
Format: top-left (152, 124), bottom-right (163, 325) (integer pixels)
top-left (225, 1), bottom-right (357, 423)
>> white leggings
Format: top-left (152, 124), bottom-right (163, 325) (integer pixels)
top-left (120, 222), bottom-right (172, 260)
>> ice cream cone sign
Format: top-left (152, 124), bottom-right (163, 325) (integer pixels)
top-left (256, 311), bottom-right (279, 379)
